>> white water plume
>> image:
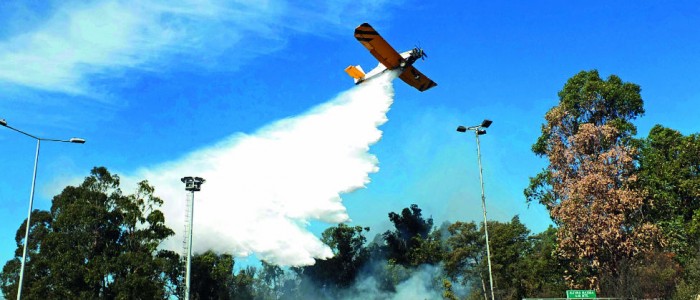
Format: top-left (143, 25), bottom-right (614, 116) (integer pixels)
top-left (129, 71), bottom-right (397, 266)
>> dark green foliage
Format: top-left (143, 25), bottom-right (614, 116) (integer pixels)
top-left (442, 278), bottom-right (459, 300)
top-left (382, 204), bottom-right (434, 266)
top-left (532, 69), bottom-right (644, 156)
top-left (301, 224), bottom-right (370, 292)
top-left (637, 125), bottom-right (700, 264)
top-left (407, 229), bottom-right (446, 266)
top-left (599, 250), bottom-right (680, 299)
top-left (444, 221), bottom-right (484, 287)
top-left (258, 260), bottom-right (284, 298)
top-left (230, 266), bottom-right (257, 300)
top-left (0, 210), bottom-right (52, 298)
top-left (520, 226), bottom-right (567, 297)
top-left (189, 251), bottom-right (235, 300)
top-left (673, 253), bottom-right (700, 299)
top-left (294, 204), bottom-right (443, 297)
top-left (445, 217), bottom-right (542, 300)
top-left (0, 167), bottom-right (178, 299)
top-left (488, 216), bottom-right (531, 299)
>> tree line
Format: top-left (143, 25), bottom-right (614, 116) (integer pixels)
top-left (0, 167), bottom-right (559, 299)
top-left (2, 70), bottom-right (700, 299)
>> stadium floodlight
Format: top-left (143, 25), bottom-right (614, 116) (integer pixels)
top-left (181, 176), bottom-right (205, 300)
top-left (455, 119), bottom-right (495, 300)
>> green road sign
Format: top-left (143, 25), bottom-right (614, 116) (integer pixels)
top-left (566, 290), bottom-right (596, 299)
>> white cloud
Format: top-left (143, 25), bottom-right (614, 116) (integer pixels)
top-left (0, 0), bottom-right (395, 95)
top-left (123, 72), bottom-right (397, 266)
top-left (0, 1), bottom-right (169, 94)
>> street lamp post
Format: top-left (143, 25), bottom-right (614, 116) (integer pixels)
top-left (457, 119), bottom-right (495, 300)
top-left (1, 118), bottom-right (85, 300)
top-left (181, 176), bottom-right (205, 300)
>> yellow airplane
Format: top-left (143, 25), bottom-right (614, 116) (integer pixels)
top-left (345, 23), bottom-right (437, 92)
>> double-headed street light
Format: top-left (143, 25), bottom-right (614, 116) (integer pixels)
top-left (457, 119), bottom-right (495, 300)
top-left (1, 118), bottom-right (85, 300)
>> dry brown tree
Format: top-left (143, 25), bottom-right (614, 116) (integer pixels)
top-left (543, 106), bottom-right (660, 290)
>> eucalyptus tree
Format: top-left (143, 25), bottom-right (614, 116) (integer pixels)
top-left (525, 70), bottom-right (660, 290)
top-left (1, 167), bottom-right (179, 299)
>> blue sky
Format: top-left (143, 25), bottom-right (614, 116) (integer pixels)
top-left (1, 0), bottom-right (700, 267)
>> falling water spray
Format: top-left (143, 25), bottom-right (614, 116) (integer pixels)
top-left (125, 71), bottom-right (398, 266)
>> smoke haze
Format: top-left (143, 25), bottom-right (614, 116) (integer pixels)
top-left (126, 72), bottom-right (397, 266)
top-left (339, 264), bottom-right (446, 300)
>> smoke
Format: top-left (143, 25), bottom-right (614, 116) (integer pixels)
top-left (337, 264), bottom-right (447, 300)
top-left (126, 71), bottom-right (397, 266)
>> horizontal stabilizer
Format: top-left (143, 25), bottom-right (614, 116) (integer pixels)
top-left (344, 65), bottom-right (365, 83)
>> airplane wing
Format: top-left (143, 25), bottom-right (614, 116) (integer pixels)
top-left (354, 23), bottom-right (403, 70)
top-left (399, 66), bottom-right (438, 92)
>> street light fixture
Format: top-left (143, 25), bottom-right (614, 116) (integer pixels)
top-left (456, 119), bottom-right (496, 300)
top-left (1, 118), bottom-right (85, 300)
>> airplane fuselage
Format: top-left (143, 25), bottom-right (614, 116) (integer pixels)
top-left (352, 49), bottom-right (420, 84)
top-left (346, 23), bottom-right (436, 92)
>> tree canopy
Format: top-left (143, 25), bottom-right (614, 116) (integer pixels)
top-left (1, 167), bottom-right (179, 299)
top-left (524, 70), bottom-right (662, 290)
top-left (637, 125), bottom-right (700, 264)
top-left (382, 204), bottom-right (434, 266)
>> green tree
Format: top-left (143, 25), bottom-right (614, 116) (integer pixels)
top-left (257, 260), bottom-right (285, 299)
top-left (520, 226), bottom-right (567, 297)
top-left (442, 278), bottom-right (460, 300)
top-left (598, 250), bottom-right (680, 299)
top-left (488, 216), bottom-right (531, 299)
top-left (301, 224), bottom-right (370, 292)
top-left (444, 221), bottom-right (488, 299)
top-left (673, 253), bottom-right (700, 299)
top-left (382, 204), bottom-right (434, 266)
top-left (637, 125), bottom-right (700, 264)
top-left (0, 210), bottom-right (53, 298)
top-left (445, 217), bottom-right (537, 300)
top-left (0, 167), bottom-right (179, 299)
top-left (230, 266), bottom-right (257, 300)
top-left (187, 251), bottom-right (269, 300)
top-left (531, 70), bottom-right (644, 158)
top-left (189, 251), bottom-right (235, 300)
top-left (407, 229), bottom-right (445, 267)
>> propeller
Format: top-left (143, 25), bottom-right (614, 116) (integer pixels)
top-left (413, 43), bottom-right (428, 60)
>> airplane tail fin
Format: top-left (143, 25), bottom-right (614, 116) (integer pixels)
top-left (344, 65), bottom-right (365, 83)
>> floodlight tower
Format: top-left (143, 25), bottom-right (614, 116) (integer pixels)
top-left (181, 176), bottom-right (205, 300)
top-left (456, 119), bottom-right (496, 300)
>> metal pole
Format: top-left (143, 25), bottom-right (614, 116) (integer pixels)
top-left (17, 139), bottom-right (40, 300)
top-left (185, 190), bottom-right (194, 300)
top-left (475, 131), bottom-right (496, 300)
